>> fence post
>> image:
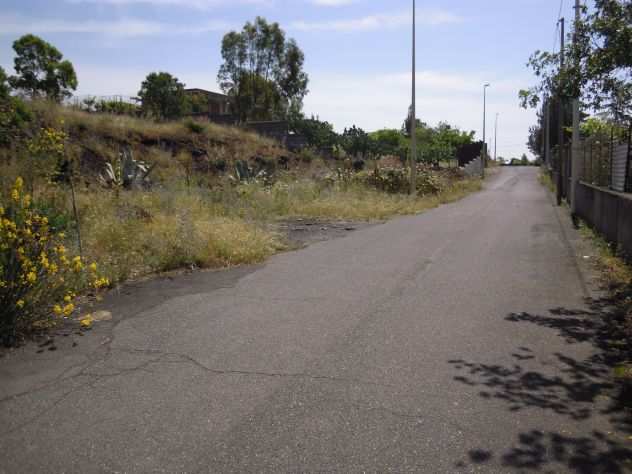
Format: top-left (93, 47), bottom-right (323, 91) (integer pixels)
top-left (626, 121), bottom-right (632, 193)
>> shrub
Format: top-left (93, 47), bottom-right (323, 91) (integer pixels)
top-left (184, 119), bottom-right (205, 134)
top-left (0, 177), bottom-right (108, 345)
top-left (359, 165), bottom-right (445, 196)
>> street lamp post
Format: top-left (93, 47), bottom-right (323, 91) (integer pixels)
top-left (494, 112), bottom-right (499, 162)
top-left (482, 83), bottom-right (490, 178)
top-left (410, 0), bottom-right (417, 195)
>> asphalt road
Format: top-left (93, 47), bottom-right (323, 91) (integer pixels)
top-left (1, 167), bottom-right (631, 473)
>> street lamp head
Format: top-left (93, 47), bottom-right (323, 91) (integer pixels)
top-left (484, 83), bottom-right (490, 88)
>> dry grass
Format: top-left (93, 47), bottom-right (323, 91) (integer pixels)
top-left (61, 176), bottom-right (482, 283)
top-left (538, 169), bottom-right (556, 193)
top-left (76, 190), bottom-right (285, 282)
top-left (26, 101), bottom-right (287, 168)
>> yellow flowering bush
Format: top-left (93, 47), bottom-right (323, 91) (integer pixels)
top-left (0, 177), bottom-right (108, 344)
top-left (27, 126), bottom-right (67, 159)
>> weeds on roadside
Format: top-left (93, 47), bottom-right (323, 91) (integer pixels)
top-left (578, 222), bottom-right (632, 383)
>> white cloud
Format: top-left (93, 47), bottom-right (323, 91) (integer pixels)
top-left (66, 0), bottom-right (272, 9)
top-left (291, 10), bottom-right (463, 32)
top-left (0, 13), bottom-right (231, 37)
top-left (312, 0), bottom-right (356, 6)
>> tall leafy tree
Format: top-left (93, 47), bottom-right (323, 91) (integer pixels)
top-left (9, 34), bottom-right (77, 102)
top-left (218, 17), bottom-right (309, 122)
top-left (138, 72), bottom-right (186, 121)
top-left (520, 0), bottom-right (632, 120)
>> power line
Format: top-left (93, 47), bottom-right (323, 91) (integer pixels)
top-left (552, 0), bottom-right (565, 51)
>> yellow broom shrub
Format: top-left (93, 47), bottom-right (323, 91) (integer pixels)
top-left (0, 177), bottom-right (107, 344)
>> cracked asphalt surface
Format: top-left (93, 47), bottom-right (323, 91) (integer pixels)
top-left (1, 167), bottom-right (631, 473)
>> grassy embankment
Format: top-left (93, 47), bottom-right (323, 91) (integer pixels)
top-left (2, 102), bottom-right (482, 285)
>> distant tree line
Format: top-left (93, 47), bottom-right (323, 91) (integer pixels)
top-left (289, 112), bottom-right (475, 164)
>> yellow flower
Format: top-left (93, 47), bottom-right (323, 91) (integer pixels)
top-left (16, 299), bottom-right (25, 309)
top-left (93, 277), bottom-right (110, 289)
top-left (48, 263), bottom-right (58, 275)
top-left (58, 232), bottom-right (65, 239)
top-left (89, 262), bottom-right (97, 272)
top-left (26, 272), bottom-right (37, 284)
top-left (63, 294), bottom-right (72, 303)
top-left (62, 303), bottom-right (75, 316)
top-left (15, 177), bottom-right (23, 190)
top-left (11, 189), bottom-right (19, 202)
top-left (23, 194), bottom-right (32, 208)
top-left (79, 315), bottom-right (93, 328)
top-left (53, 305), bottom-right (63, 315)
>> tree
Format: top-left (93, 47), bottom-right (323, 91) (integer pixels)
top-left (520, 0), bottom-right (632, 120)
top-left (9, 34), bottom-right (77, 102)
top-left (138, 72), bottom-right (186, 121)
top-left (370, 129), bottom-right (406, 158)
top-left (0, 66), bottom-right (31, 148)
top-left (0, 67), bottom-right (10, 100)
top-left (218, 17), bottom-right (309, 122)
top-left (341, 126), bottom-right (371, 159)
top-left (289, 114), bottom-right (338, 150)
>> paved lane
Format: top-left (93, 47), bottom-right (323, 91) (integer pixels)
top-left (1, 167), bottom-right (630, 473)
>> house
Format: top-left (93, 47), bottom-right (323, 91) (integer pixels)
top-left (183, 88), bottom-right (234, 122)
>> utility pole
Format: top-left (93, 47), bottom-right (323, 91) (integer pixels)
top-left (570, 0), bottom-right (581, 221)
top-left (410, 0), bottom-right (417, 195)
top-left (545, 96), bottom-right (551, 168)
top-left (494, 113), bottom-right (499, 162)
top-left (482, 83), bottom-right (490, 178)
top-left (557, 17), bottom-right (565, 206)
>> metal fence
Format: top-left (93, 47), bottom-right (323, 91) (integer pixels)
top-left (550, 130), bottom-right (631, 200)
top-left (545, 127), bottom-right (632, 259)
top-left (579, 136), bottom-right (631, 192)
top-left (66, 95), bottom-right (140, 108)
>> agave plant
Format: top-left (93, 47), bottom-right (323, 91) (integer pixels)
top-left (99, 147), bottom-right (155, 191)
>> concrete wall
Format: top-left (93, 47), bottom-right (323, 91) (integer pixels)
top-left (462, 157), bottom-right (482, 177)
top-left (576, 182), bottom-right (632, 258)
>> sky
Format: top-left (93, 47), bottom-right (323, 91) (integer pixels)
top-left (0, 0), bottom-right (580, 160)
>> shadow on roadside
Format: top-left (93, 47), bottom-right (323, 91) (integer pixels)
top-left (450, 299), bottom-right (632, 473)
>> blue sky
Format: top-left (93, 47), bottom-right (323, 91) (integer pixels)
top-left (0, 0), bottom-right (579, 159)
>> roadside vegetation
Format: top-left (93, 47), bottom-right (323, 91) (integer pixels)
top-left (0, 28), bottom-right (482, 345)
top-left (578, 223), bottom-right (632, 386)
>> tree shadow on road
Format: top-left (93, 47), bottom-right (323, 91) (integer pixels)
top-left (450, 299), bottom-right (632, 473)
